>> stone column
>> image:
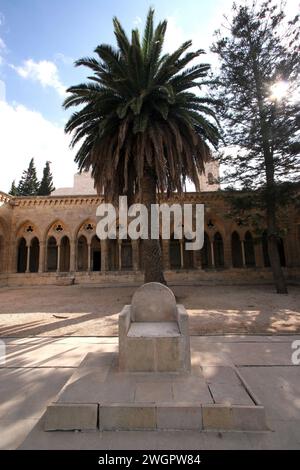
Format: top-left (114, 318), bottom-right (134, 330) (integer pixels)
top-left (57, 243), bottom-right (61, 273)
top-left (162, 239), bottom-right (170, 270)
top-left (25, 244), bottom-right (30, 273)
top-left (241, 239), bottom-right (246, 267)
top-left (101, 239), bottom-right (108, 271)
top-left (132, 240), bottom-right (139, 270)
top-left (70, 239), bottom-right (76, 272)
top-left (180, 241), bottom-right (184, 269)
top-left (193, 249), bottom-right (202, 269)
top-left (210, 241), bottom-right (215, 268)
top-left (39, 241), bottom-right (45, 273)
top-left (87, 243), bottom-right (91, 271)
top-left (118, 242), bottom-right (122, 271)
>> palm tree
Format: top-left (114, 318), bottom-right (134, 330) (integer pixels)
top-left (64, 8), bottom-right (220, 283)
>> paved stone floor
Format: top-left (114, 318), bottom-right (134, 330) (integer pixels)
top-left (0, 335), bottom-right (299, 449)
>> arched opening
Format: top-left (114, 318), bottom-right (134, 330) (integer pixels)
top-left (60, 236), bottom-right (70, 272)
top-left (170, 234), bottom-right (181, 269)
top-left (201, 232), bottom-right (211, 268)
top-left (17, 238), bottom-right (27, 273)
top-left (138, 239), bottom-right (144, 270)
top-left (121, 239), bottom-right (133, 270)
top-left (0, 235), bottom-right (4, 272)
top-left (214, 232), bottom-right (224, 268)
top-left (183, 238), bottom-right (194, 269)
top-left (91, 235), bottom-right (101, 271)
top-left (231, 231), bottom-right (243, 268)
top-left (29, 237), bottom-right (39, 272)
top-left (244, 231), bottom-right (256, 267)
top-left (262, 231), bottom-right (286, 267)
top-left (77, 235), bottom-right (88, 271)
top-left (108, 239), bottom-right (119, 271)
top-left (47, 237), bottom-right (57, 272)
top-left (278, 238), bottom-right (286, 267)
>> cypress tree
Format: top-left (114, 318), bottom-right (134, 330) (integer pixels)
top-left (17, 158), bottom-right (40, 196)
top-left (38, 161), bottom-right (55, 195)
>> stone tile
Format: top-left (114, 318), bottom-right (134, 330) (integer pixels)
top-left (231, 405), bottom-right (267, 431)
top-left (202, 405), bottom-right (233, 430)
top-left (0, 367), bottom-right (73, 421)
top-left (99, 404), bottom-right (156, 431)
top-left (0, 418), bottom-right (39, 450)
top-left (157, 405), bottom-right (202, 430)
top-left (45, 403), bottom-right (98, 431)
top-left (209, 382), bottom-right (254, 406)
top-left (173, 377), bottom-right (213, 403)
top-left (135, 382), bottom-right (173, 403)
top-left (202, 366), bottom-right (240, 384)
top-left (239, 366), bottom-right (300, 420)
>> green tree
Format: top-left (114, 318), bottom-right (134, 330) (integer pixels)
top-left (38, 161), bottom-right (55, 195)
top-left (64, 8), bottom-right (220, 283)
top-left (9, 180), bottom-right (19, 196)
top-left (17, 158), bottom-right (40, 196)
top-left (211, 0), bottom-right (300, 294)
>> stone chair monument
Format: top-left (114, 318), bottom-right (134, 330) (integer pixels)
top-left (44, 282), bottom-right (266, 432)
top-left (119, 282), bottom-right (191, 372)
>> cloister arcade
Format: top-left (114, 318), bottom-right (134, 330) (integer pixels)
top-left (11, 220), bottom-right (288, 274)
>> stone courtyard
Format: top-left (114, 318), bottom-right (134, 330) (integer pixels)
top-left (0, 283), bottom-right (299, 337)
top-left (0, 282), bottom-right (299, 449)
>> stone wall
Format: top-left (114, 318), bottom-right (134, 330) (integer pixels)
top-left (0, 189), bottom-right (299, 286)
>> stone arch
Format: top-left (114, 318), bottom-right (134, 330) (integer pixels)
top-left (121, 238), bottom-right (133, 270)
top-left (47, 236), bottom-right (58, 272)
top-left (91, 235), bottom-right (101, 271)
top-left (60, 236), bottom-right (70, 272)
top-left (75, 219), bottom-right (96, 244)
top-left (262, 230), bottom-right (286, 267)
top-left (183, 238), bottom-right (194, 269)
top-left (244, 231), bottom-right (256, 267)
top-left (45, 219), bottom-right (71, 244)
top-left (213, 232), bottom-right (224, 268)
top-left (201, 232), bottom-right (211, 268)
top-left (29, 237), bottom-right (39, 273)
top-left (16, 220), bottom-right (40, 244)
top-left (170, 233), bottom-right (181, 269)
top-left (108, 239), bottom-right (119, 271)
top-left (17, 237), bottom-right (27, 273)
top-left (231, 231), bottom-right (243, 268)
top-left (77, 235), bottom-right (88, 271)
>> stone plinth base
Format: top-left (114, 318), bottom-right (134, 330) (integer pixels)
top-left (44, 351), bottom-right (267, 432)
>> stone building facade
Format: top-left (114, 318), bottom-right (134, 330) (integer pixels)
top-left (0, 169), bottom-right (299, 287)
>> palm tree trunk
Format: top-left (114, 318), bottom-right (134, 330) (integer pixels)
top-left (141, 171), bottom-right (166, 284)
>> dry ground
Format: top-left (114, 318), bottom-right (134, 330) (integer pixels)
top-left (0, 283), bottom-right (299, 336)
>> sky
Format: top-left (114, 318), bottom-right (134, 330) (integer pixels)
top-left (0, 0), bottom-right (298, 193)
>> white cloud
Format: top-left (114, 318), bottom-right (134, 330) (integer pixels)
top-left (0, 36), bottom-right (7, 66)
top-left (11, 59), bottom-right (66, 97)
top-left (54, 52), bottom-right (74, 65)
top-left (0, 89), bottom-right (77, 193)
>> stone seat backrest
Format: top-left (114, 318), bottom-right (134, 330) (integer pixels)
top-left (131, 282), bottom-right (177, 322)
